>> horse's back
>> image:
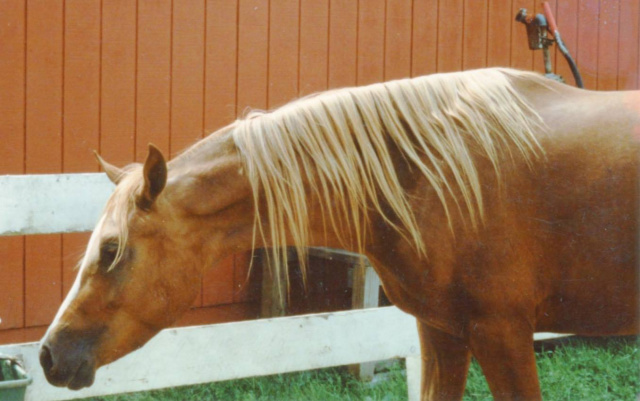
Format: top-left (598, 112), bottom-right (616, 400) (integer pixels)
top-left (522, 82), bottom-right (639, 334)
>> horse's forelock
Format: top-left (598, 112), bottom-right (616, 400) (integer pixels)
top-left (94, 168), bottom-right (143, 273)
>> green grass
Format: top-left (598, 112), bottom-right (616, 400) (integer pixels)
top-left (81, 336), bottom-right (639, 401)
top-left (465, 336), bottom-right (640, 401)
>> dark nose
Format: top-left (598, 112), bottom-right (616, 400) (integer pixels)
top-left (39, 341), bottom-right (72, 387)
top-left (39, 344), bottom-right (54, 375)
top-left (39, 328), bottom-right (103, 389)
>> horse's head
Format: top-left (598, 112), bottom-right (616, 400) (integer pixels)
top-left (39, 145), bottom-right (234, 389)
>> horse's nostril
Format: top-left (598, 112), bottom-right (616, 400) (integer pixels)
top-left (39, 344), bottom-right (54, 373)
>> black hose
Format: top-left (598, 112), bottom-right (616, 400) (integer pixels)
top-left (554, 31), bottom-right (584, 88)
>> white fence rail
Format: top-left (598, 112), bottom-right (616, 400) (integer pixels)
top-left (0, 307), bottom-right (423, 401)
top-left (0, 173), bottom-right (113, 235)
top-left (0, 173), bottom-right (569, 401)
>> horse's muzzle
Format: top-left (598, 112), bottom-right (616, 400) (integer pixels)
top-left (39, 329), bottom-right (102, 390)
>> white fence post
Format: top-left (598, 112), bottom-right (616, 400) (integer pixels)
top-left (406, 355), bottom-right (422, 401)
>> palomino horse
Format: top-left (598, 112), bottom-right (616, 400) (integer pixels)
top-left (39, 68), bottom-right (638, 400)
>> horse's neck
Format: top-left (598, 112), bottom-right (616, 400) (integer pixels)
top-left (161, 130), bottom-right (262, 267)
top-left (167, 130), bottom-right (253, 217)
top-left (163, 123), bottom-right (387, 255)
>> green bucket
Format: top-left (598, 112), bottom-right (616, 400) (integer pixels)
top-left (0, 357), bottom-right (32, 401)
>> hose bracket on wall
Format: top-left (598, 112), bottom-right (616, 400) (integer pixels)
top-left (515, 2), bottom-right (584, 88)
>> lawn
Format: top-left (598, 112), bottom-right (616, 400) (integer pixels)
top-left (81, 336), bottom-right (638, 401)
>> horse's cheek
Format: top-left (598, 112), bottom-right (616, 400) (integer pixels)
top-left (121, 262), bottom-right (197, 329)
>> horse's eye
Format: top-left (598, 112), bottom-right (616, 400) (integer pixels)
top-left (99, 242), bottom-right (119, 271)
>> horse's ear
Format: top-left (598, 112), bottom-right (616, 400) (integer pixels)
top-left (93, 151), bottom-right (125, 185)
top-left (137, 144), bottom-right (167, 210)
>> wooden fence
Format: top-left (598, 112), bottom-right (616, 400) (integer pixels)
top-left (0, 306), bottom-right (424, 401)
top-left (0, 172), bottom-right (425, 400)
top-left (0, 172), bottom-right (573, 400)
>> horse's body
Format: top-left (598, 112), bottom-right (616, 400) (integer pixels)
top-left (39, 68), bottom-right (639, 400)
top-left (369, 82), bottom-right (639, 399)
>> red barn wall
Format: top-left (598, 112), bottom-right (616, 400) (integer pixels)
top-left (0, 0), bottom-right (638, 344)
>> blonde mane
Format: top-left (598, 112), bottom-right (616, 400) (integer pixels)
top-left (231, 68), bottom-right (546, 285)
top-left (102, 68), bottom-right (547, 290)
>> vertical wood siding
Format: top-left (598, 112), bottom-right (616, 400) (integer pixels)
top-left (0, 0), bottom-right (27, 340)
top-left (0, 0), bottom-right (638, 344)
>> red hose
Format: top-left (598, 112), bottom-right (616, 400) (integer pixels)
top-left (542, 2), bottom-right (558, 35)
